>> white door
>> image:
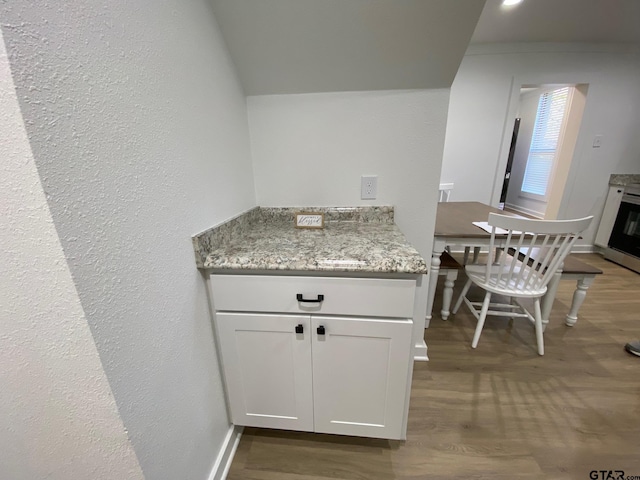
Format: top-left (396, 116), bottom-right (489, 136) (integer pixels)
top-left (311, 316), bottom-right (413, 439)
top-left (216, 312), bottom-right (313, 431)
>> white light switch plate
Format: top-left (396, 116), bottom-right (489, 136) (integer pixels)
top-left (361, 175), bottom-right (377, 200)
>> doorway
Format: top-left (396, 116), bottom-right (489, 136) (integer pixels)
top-left (499, 117), bottom-right (521, 207)
top-left (499, 84), bottom-right (588, 219)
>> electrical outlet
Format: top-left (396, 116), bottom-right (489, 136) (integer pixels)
top-left (361, 175), bottom-right (378, 200)
top-left (593, 135), bottom-right (603, 148)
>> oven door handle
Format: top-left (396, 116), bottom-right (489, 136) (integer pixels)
top-left (621, 194), bottom-right (640, 207)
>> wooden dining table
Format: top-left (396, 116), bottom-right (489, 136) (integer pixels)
top-left (426, 201), bottom-right (563, 329)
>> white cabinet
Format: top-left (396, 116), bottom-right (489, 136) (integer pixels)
top-left (216, 313), bottom-right (314, 432)
top-left (210, 274), bottom-right (416, 440)
top-left (310, 315), bottom-right (412, 439)
top-left (595, 185), bottom-right (625, 247)
top-left (209, 274), bottom-right (416, 318)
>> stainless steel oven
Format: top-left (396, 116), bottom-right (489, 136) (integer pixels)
top-left (605, 183), bottom-right (640, 273)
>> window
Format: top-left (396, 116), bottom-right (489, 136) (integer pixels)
top-left (521, 87), bottom-right (570, 197)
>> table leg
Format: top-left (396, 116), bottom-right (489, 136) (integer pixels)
top-left (541, 265), bottom-right (563, 332)
top-left (440, 269), bottom-right (458, 321)
top-left (565, 276), bottom-right (595, 326)
top-left (426, 241), bottom-right (445, 328)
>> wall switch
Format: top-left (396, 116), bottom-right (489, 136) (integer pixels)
top-left (361, 175), bottom-right (378, 200)
top-left (593, 135), bottom-right (603, 148)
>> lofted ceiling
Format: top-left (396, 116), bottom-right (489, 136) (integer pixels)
top-left (211, 0), bottom-right (485, 95)
top-left (210, 0), bottom-right (640, 96)
top-left (471, 0), bottom-right (640, 45)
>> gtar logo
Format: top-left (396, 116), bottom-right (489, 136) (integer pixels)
top-left (589, 471), bottom-right (624, 480)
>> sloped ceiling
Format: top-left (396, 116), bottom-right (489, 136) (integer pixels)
top-left (211, 0), bottom-right (485, 95)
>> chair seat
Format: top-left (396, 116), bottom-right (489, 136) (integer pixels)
top-left (465, 263), bottom-right (548, 297)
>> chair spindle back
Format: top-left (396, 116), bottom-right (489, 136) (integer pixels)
top-left (483, 213), bottom-right (593, 293)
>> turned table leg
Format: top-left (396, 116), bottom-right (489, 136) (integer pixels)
top-left (565, 276), bottom-right (595, 326)
top-left (426, 241), bottom-right (445, 328)
top-left (440, 269), bottom-right (458, 321)
top-left (541, 265), bottom-right (563, 332)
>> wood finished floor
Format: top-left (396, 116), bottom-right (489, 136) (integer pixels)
top-left (226, 254), bottom-right (640, 480)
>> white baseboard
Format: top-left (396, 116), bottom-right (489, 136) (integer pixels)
top-left (570, 245), bottom-right (597, 253)
top-left (414, 340), bottom-right (428, 362)
top-left (504, 202), bottom-right (544, 218)
top-left (207, 425), bottom-right (243, 480)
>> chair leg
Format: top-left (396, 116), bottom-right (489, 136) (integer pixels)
top-left (472, 291), bottom-right (492, 349)
top-left (507, 297), bottom-right (515, 323)
top-left (463, 247), bottom-right (470, 265)
top-left (472, 247), bottom-right (480, 264)
top-left (452, 278), bottom-right (472, 314)
top-left (533, 297), bottom-right (544, 356)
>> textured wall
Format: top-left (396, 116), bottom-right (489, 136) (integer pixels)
top-left (0, 29), bottom-right (143, 480)
top-left (1, 2), bottom-right (256, 479)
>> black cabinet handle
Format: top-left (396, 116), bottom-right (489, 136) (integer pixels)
top-left (317, 325), bottom-right (325, 335)
top-left (295, 324), bottom-right (304, 334)
top-left (296, 294), bottom-right (324, 303)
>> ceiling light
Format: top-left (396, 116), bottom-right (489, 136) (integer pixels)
top-left (502, 0), bottom-right (523, 5)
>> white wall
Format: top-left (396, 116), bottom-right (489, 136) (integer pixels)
top-left (0, 29), bottom-right (143, 480)
top-left (1, 2), bottom-right (256, 479)
top-left (248, 89), bottom-right (449, 350)
top-left (441, 44), bottom-right (640, 245)
top-left (248, 89), bottom-right (449, 258)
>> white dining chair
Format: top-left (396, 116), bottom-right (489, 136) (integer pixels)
top-left (451, 213), bottom-right (593, 355)
top-left (438, 183), bottom-right (454, 202)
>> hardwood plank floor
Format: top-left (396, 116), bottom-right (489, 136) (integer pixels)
top-left (226, 254), bottom-right (640, 480)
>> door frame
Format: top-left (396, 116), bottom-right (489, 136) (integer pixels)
top-left (490, 79), bottom-right (588, 220)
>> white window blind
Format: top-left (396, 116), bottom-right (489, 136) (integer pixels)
top-left (521, 87), bottom-right (569, 197)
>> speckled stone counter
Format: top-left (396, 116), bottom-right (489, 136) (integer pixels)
top-left (609, 174), bottom-right (640, 186)
top-left (192, 207), bottom-right (427, 274)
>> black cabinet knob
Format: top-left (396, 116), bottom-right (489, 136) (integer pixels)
top-left (295, 324), bottom-right (304, 334)
top-left (317, 325), bottom-right (325, 335)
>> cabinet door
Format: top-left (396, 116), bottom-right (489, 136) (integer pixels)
top-left (216, 313), bottom-right (313, 431)
top-left (311, 316), bottom-right (413, 440)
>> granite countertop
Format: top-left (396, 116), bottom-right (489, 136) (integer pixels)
top-left (609, 174), bottom-right (640, 187)
top-left (192, 207), bottom-right (427, 275)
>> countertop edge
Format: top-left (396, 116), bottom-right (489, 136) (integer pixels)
top-left (609, 174), bottom-right (640, 186)
top-left (203, 267), bottom-right (427, 277)
top-left (193, 206), bottom-right (428, 275)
